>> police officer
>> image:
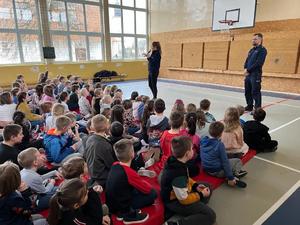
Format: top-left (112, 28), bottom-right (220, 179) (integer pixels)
top-left (244, 33), bottom-right (267, 111)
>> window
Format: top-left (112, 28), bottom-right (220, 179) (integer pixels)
top-left (0, 0), bottom-right (42, 64)
top-left (47, 0), bottom-right (104, 62)
top-left (109, 0), bottom-right (148, 59)
top-left (52, 35), bottom-right (69, 61)
top-left (0, 0), bottom-right (147, 64)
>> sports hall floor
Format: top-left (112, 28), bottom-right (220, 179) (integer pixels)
top-left (114, 78), bottom-right (300, 225)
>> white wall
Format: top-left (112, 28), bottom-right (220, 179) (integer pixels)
top-left (150, 0), bottom-right (300, 34)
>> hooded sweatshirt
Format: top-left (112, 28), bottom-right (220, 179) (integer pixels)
top-left (0, 189), bottom-right (33, 225)
top-left (43, 128), bottom-right (74, 163)
top-left (146, 114), bottom-right (170, 145)
top-left (160, 156), bottom-right (201, 205)
top-left (200, 136), bottom-right (234, 180)
top-left (243, 120), bottom-right (271, 150)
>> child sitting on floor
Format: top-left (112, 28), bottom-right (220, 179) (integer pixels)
top-left (146, 98), bottom-right (170, 146)
top-left (0, 161), bottom-right (48, 225)
top-left (200, 99), bottom-right (216, 123)
top-left (45, 103), bottom-right (65, 131)
top-left (44, 116), bottom-right (82, 164)
top-left (201, 122), bottom-right (247, 188)
top-left (221, 107), bottom-right (249, 157)
top-left (180, 112), bottom-right (200, 177)
top-left (18, 148), bottom-right (61, 211)
top-left (154, 111), bottom-right (184, 174)
top-left (160, 136), bottom-right (216, 225)
top-left (123, 99), bottom-right (140, 135)
top-left (243, 108), bottom-right (278, 153)
top-left (48, 178), bottom-right (109, 225)
top-left (84, 115), bottom-right (116, 187)
top-left (106, 139), bottom-right (157, 224)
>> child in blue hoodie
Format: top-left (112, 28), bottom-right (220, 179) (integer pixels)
top-left (200, 122), bottom-right (247, 188)
top-left (44, 115), bottom-right (82, 164)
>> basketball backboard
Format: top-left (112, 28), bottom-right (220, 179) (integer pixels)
top-left (212, 0), bottom-right (257, 31)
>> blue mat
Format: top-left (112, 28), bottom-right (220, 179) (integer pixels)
top-left (262, 187), bottom-right (300, 225)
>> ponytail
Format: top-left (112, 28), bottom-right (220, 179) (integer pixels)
top-left (186, 112), bottom-right (197, 135)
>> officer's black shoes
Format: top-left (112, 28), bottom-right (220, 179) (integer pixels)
top-left (244, 105), bottom-right (253, 111)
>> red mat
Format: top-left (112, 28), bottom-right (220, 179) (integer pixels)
top-left (192, 149), bottom-right (257, 189)
top-left (40, 150), bottom-right (257, 224)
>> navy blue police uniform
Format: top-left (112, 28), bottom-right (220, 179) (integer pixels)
top-left (244, 45), bottom-right (267, 110)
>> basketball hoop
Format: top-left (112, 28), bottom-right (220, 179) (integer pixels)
top-left (218, 20), bottom-right (236, 41)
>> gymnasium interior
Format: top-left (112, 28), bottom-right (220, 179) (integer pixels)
top-left (1, 0), bottom-right (300, 225)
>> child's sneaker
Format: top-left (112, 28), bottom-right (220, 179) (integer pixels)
top-left (138, 168), bottom-right (156, 178)
top-left (235, 170), bottom-right (248, 178)
top-left (235, 179), bottom-right (247, 188)
top-left (123, 212), bottom-right (149, 224)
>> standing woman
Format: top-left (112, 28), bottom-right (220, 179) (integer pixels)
top-left (145, 42), bottom-right (161, 99)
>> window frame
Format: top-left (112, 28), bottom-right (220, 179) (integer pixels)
top-left (0, 0), bottom-right (44, 65)
top-left (108, 0), bottom-right (148, 60)
top-left (47, 0), bottom-right (105, 63)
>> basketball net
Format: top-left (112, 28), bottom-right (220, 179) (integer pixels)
top-left (219, 21), bottom-right (235, 41)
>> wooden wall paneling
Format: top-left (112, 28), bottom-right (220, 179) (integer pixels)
top-left (203, 41), bottom-right (230, 70)
top-left (228, 40), bottom-right (252, 71)
top-left (163, 43), bottom-right (182, 68)
top-left (263, 39), bottom-right (300, 74)
top-left (182, 42), bottom-right (204, 68)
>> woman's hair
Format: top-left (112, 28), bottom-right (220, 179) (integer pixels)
top-left (35, 84), bottom-right (44, 97)
top-left (0, 162), bottom-right (21, 197)
top-left (48, 178), bottom-right (87, 225)
top-left (13, 111), bottom-right (26, 125)
top-left (196, 108), bottom-right (206, 129)
top-left (152, 41), bottom-right (162, 55)
top-left (110, 105), bottom-right (124, 125)
top-left (0, 92), bottom-right (12, 105)
top-left (59, 92), bottom-right (69, 103)
top-left (44, 85), bottom-right (54, 97)
top-left (185, 112), bottom-right (197, 135)
top-left (224, 107), bottom-right (240, 132)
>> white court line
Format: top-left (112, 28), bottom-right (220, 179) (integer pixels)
top-left (254, 156), bottom-right (300, 174)
top-left (253, 117), bottom-right (300, 173)
top-left (253, 180), bottom-right (300, 225)
top-left (269, 117), bottom-right (300, 133)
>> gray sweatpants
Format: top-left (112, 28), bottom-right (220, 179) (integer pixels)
top-left (208, 158), bottom-right (243, 178)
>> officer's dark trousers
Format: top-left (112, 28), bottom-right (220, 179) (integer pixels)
top-left (245, 74), bottom-right (262, 109)
top-left (148, 71), bottom-right (158, 99)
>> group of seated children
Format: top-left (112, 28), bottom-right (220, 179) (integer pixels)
top-left (0, 73), bottom-right (278, 225)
